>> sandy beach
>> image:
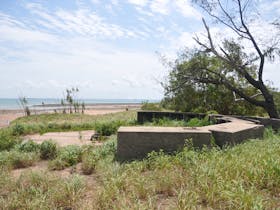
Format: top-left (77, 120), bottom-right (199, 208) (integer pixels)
top-left (0, 103), bottom-right (141, 128)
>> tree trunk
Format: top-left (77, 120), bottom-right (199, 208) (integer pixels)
top-left (261, 86), bottom-right (279, 118)
top-left (263, 99), bottom-right (279, 118)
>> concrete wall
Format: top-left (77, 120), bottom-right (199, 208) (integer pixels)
top-left (117, 112), bottom-right (265, 160)
top-left (117, 126), bottom-right (212, 160)
top-left (137, 111), bottom-right (206, 124)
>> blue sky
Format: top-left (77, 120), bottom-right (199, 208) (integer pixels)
top-left (0, 0), bottom-right (279, 99)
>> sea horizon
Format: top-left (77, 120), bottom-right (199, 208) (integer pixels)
top-left (0, 98), bottom-right (161, 110)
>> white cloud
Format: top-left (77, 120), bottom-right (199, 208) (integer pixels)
top-left (175, 0), bottom-right (201, 19)
top-left (127, 0), bottom-right (149, 7)
top-left (150, 0), bottom-right (170, 15)
top-left (24, 3), bottom-right (136, 39)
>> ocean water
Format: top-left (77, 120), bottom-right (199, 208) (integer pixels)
top-left (0, 98), bottom-right (160, 110)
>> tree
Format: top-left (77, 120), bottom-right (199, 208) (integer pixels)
top-left (166, 0), bottom-right (280, 118)
top-left (164, 53), bottom-right (266, 116)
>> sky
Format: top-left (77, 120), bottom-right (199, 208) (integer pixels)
top-left (0, 0), bottom-right (279, 99)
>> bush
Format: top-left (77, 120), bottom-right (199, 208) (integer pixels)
top-left (186, 117), bottom-right (211, 127)
top-left (141, 101), bottom-right (161, 111)
top-left (0, 130), bottom-right (19, 151)
top-left (12, 124), bottom-right (25, 136)
top-left (0, 150), bottom-right (38, 169)
top-left (40, 140), bottom-right (58, 160)
top-left (59, 145), bottom-right (82, 166)
top-left (49, 145), bottom-right (82, 170)
top-left (16, 140), bottom-right (40, 153)
top-left (81, 151), bottom-right (97, 175)
top-left (94, 121), bottom-right (120, 136)
top-left (48, 158), bottom-right (69, 170)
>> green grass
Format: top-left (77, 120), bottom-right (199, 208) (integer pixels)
top-left (1, 111), bottom-right (280, 209)
top-left (0, 130), bottom-right (280, 209)
top-left (91, 130), bottom-right (280, 209)
top-left (10, 111), bottom-right (137, 135)
top-left (0, 170), bottom-right (86, 209)
top-left (144, 116), bottom-right (213, 127)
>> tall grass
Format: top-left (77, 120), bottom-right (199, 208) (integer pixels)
top-left (144, 116), bottom-right (213, 127)
top-left (7, 111), bottom-right (137, 136)
top-left (92, 129), bottom-right (280, 209)
top-left (1, 110), bottom-right (280, 209)
top-left (0, 170), bottom-right (86, 209)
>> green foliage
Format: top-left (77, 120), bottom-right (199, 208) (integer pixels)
top-left (94, 131), bottom-right (280, 209)
top-left (163, 53), bottom-right (267, 116)
top-left (40, 140), bottom-right (58, 160)
top-left (49, 145), bottom-right (82, 170)
top-left (15, 140), bottom-right (40, 153)
top-left (48, 158), bottom-right (69, 170)
top-left (59, 145), bottom-right (82, 165)
top-left (186, 117), bottom-right (211, 127)
top-left (11, 111), bottom-right (137, 135)
top-left (141, 101), bottom-right (162, 111)
top-left (144, 117), bottom-right (212, 127)
top-left (0, 150), bottom-right (38, 169)
top-left (81, 150), bottom-right (97, 175)
top-left (94, 121), bottom-right (122, 136)
top-left (12, 123), bottom-right (25, 136)
top-left (0, 130), bottom-right (19, 151)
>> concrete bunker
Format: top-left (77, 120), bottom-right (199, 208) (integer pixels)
top-left (116, 111), bottom-right (273, 161)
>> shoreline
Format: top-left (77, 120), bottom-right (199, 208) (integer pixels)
top-left (0, 103), bottom-right (142, 128)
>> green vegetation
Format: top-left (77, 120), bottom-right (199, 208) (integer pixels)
top-left (1, 111), bottom-right (280, 209)
top-left (49, 145), bottom-right (82, 170)
top-left (40, 140), bottom-right (58, 160)
top-left (162, 0), bottom-right (280, 118)
top-left (93, 130), bottom-right (280, 209)
top-left (144, 117), bottom-right (213, 127)
top-left (10, 111), bottom-right (137, 135)
top-left (141, 101), bottom-right (162, 111)
top-left (15, 140), bottom-right (40, 153)
top-left (0, 150), bottom-right (38, 169)
top-left (0, 171), bottom-right (86, 209)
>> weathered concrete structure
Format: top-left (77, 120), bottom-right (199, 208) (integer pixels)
top-left (117, 112), bottom-right (265, 160)
top-left (117, 126), bottom-right (212, 160)
top-left (137, 111), bottom-right (206, 124)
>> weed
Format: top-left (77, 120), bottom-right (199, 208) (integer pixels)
top-left (0, 171), bottom-right (86, 209)
top-left (40, 140), bottom-right (58, 160)
top-left (0, 130), bottom-right (20, 151)
top-left (81, 150), bottom-right (97, 175)
top-left (15, 140), bottom-right (40, 153)
top-left (12, 123), bottom-right (25, 136)
top-left (49, 145), bottom-right (82, 170)
top-left (0, 150), bottom-right (38, 169)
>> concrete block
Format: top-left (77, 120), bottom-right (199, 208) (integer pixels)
top-left (117, 126), bottom-right (212, 160)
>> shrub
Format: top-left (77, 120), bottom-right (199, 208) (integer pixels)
top-left (12, 124), bottom-right (25, 136)
top-left (49, 145), bottom-right (82, 170)
top-left (96, 137), bottom-right (117, 159)
top-left (94, 121), bottom-right (120, 136)
top-left (0, 150), bottom-right (38, 169)
top-left (81, 151), bottom-right (97, 175)
top-left (0, 130), bottom-right (19, 151)
top-left (186, 117), bottom-right (211, 127)
top-left (48, 158), bottom-right (69, 170)
top-left (16, 140), bottom-right (40, 153)
top-left (59, 145), bottom-right (82, 166)
top-left (40, 140), bottom-right (58, 160)
top-left (141, 101), bottom-right (161, 111)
